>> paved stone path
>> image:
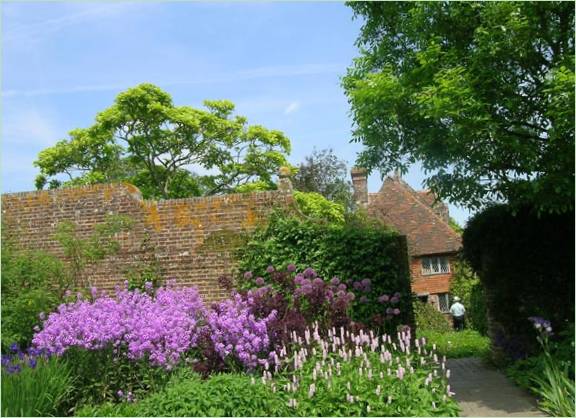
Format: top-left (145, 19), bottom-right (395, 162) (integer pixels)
top-left (447, 357), bottom-right (546, 417)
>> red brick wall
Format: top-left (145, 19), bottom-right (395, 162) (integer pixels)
top-left (1, 183), bottom-right (293, 302)
top-left (410, 254), bottom-right (457, 295)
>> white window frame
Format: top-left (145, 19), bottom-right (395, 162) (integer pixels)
top-left (421, 256), bottom-right (450, 276)
top-left (437, 293), bottom-right (450, 313)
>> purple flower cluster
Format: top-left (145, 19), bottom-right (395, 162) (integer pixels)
top-left (32, 284), bottom-right (205, 368)
top-left (528, 316), bottom-right (553, 336)
top-left (208, 293), bottom-right (277, 369)
top-left (1, 344), bottom-right (48, 375)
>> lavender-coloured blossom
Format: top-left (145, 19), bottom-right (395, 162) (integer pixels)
top-left (337, 283), bottom-right (347, 291)
top-left (353, 281), bottom-right (362, 290)
top-left (208, 293), bottom-right (277, 369)
top-left (359, 296), bottom-right (369, 303)
top-left (330, 277), bottom-right (340, 286)
top-left (287, 264), bottom-right (297, 273)
top-left (390, 296), bottom-right (400, 304)
top-left (244, 271), bottom-right (253, 280)
top-left (361, 278), bottom-right (371, 291)
top-left (33, 285), bottom-right (205, 368)
top-left (303, 268), bottom-right (317, 278)
top-left (266, 265), bottom-right (275, 274)
top-left (378, 295), bottom-right (390, 303)
top-left (312, 278), bottom-right (324, 288)
top-left (393, 308), bottom-right (401, 315)
top-left (528, 316), bottom-right (553, 335)
top-left (255, 277), bottom-right (265, 286)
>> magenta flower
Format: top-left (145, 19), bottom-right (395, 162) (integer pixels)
top-left (244, 271), bottom-right (253, 280)
top-left (266, 265), bottom-right (275, 274)
top-left (378, 295), bottom-right (390, 303)
top-left (287, 264), bottom-right (297, 273)
top-left (330, 277), bottom-right (340, 286)
top-left (255, 277), bottom-right (265, 286)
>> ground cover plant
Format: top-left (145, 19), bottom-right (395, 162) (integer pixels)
top-left (417, 330), bottom-right (490, 360)
top-left (76, 325), bottom-right (459, 417)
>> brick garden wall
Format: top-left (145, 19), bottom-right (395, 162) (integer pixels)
top-left (1, 183), bottom-right (293, 302)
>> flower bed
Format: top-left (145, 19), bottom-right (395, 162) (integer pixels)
top-left (3, 265), bottom-right (460, 416)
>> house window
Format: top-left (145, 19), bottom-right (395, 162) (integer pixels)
top-left (421, 256), bottom-right (450, 275)
top-left (437, 293), bottom-right (450, 313)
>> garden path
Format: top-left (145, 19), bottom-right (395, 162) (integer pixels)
top-left (447, 357), bottom-right (546, 417)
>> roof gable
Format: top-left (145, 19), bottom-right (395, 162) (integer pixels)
top-left (368, 177), bottom-right (461, 256)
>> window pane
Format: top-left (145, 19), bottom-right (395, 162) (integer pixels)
top-left (432, 257), bottom-right (440, 273)
top-left (422, 258), bottom-right (431, 274)
top-left (440, 258), bottom-right (450, 273)
top-left (438, 293), bottom-right (449, 312)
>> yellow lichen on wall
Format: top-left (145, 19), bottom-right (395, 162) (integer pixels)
top-left (103, 185), bottom-right (114, 201)
top-left (242, 208), bottom-right (258, 229)
top-left (174, 203), bottom-right (192, 227)
top-left (142, 201), bottom-right (162, 232)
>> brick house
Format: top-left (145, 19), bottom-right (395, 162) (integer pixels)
top-left (351, 168), bottom-right (462, 313)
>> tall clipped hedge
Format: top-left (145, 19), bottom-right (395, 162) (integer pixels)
top-left (462, 204), bottom-right (574, 361)
top-left (236, 212), bottom-right (414, 331)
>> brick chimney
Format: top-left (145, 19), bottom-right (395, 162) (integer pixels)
top-left (351, 167), bottom-right (368, 208)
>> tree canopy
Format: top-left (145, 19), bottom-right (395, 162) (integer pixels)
top-left (291, 148), bottom-right (354, 210)
top-left (34, 83), bottom-right (292, 199)
top-left (343, 1), bottom-right (574, 214)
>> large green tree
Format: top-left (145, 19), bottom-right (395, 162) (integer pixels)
top-left (34, 83), bottom-right (292, 199)
top-left (343, 1), bottom-right (574, 213)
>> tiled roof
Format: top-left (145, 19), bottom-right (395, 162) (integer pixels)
top-left (367, 176), bottom-right (461, 256)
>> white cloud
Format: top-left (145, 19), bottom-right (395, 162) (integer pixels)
top-left (3, 3), bottom-right (140, 44)
top-left (284, 101), bottom-right (301, 115)
top-left (2, 63), bottom-right (344, 98)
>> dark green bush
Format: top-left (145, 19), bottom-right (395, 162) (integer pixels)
top-left (462, 204), bottom-right (574, 361)
top-left (413, 301), bottom-right (451, 333)
top-left (237, 212), bottom-right (414, 331)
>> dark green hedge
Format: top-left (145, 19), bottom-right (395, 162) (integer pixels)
top-left (236, 212), bottom-right (414, 331)
top-left (462, 204), bottom-right (574, 361)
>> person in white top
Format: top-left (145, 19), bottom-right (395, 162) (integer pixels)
top-left (449, 296), bottom-right (466, 331)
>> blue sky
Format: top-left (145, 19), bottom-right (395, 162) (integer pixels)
top-left (2, 1), bottom-right (472, 225)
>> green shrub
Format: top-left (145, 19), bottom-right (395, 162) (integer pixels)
top-left (462, 204), bottom-right (574, 360)
top-left (64, 347), bottom-right (174, 409)
top-left (413, 301), bottom-right (451, 333)
top-left (1, 243), bottom-right (66, 351)
top-left (449, 259), bottom-right (488, 335)
top-left (237, 212), bottom-right (414, 331)
top-left (293, 190), bottom-right (345, 224)
top-left (418, 330), bottom-right (491, 359)
top-left (77, 372), bottom-right (290, 417)
top-left (1, 356), bottom-right (74, 417)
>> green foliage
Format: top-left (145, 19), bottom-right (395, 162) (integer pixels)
top-left (237, 212), bottom-right (414, 330)
top-left (507, 324), bottom-right (575, 417)
top-left (418, 330), bottom-right (491, 359)
top-left (449, 259), bottom-right (488, 335)
top-left (64, 347), bottom-right (173, 409)
top-left (1, 237), bottom-right (67, 351)
top-left (293, 190), bottom-right (345, 224)
top-left (1, 356), bottom-right (75, 417)
top-left (413, 301), bottom-right (451, 333)
top-left (34, 83), bottom-right (293, 199)
top-left (292, 148), bottom-right (354, 210)
top-left (76, 371), bottom-right (290, 417)
top-left (463, 204), bottom-right (574, 360)
top-left (344, 2), bottom-right (574, 214)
